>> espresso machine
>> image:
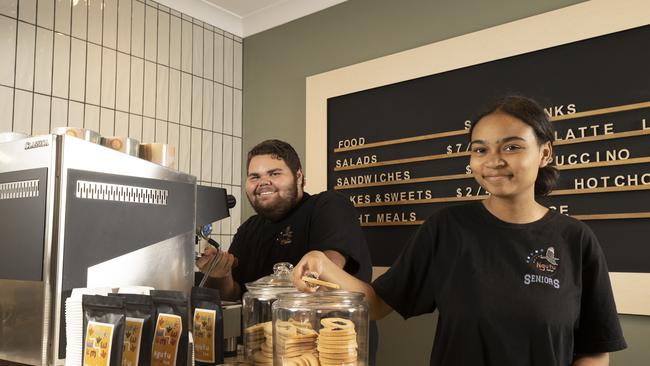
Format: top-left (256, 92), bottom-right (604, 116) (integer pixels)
top-left (0, 134), bottom-right (232, 366)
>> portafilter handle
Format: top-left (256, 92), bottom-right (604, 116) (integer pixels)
top-left (205, 237), bottom-right (220, 250)
top-left (197, 225), bottom-right (221, 250)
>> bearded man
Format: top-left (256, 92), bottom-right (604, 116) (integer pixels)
top-left (197, 139), bottom-right (377, 364)
top-left (197, 139), bottom-right (373, 301)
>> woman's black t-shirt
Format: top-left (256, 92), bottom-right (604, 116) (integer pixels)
top-left (372, 201), bottom-right (626, 366)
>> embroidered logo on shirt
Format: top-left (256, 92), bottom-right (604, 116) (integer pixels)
top-left (524, 246), bottom-right (560, 289)
top-left (276, 225), bottom-right (293, 246)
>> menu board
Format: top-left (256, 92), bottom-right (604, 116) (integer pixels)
top-left (327, 24), bottom-right (650, 269)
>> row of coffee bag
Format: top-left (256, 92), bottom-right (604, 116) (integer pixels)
top-left (79, 287), bottom-right (223, 366)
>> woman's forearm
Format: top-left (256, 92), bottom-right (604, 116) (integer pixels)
top-left (322, 265), bottom-right (392, 320)
top-left (572, 353), bottom-right (609, 366)
top-left (292, 250), bottom-right (394, 320)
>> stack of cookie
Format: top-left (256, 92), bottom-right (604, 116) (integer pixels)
top-left (275, 320), bottom-right (319, 360)
top-left (279, 352), bottom-right (320, 366)
top-left (317, 318), bottom-right (358, 366)
top-left (251, 322), bottom-right (274, 365)
top-left (251, 317), bottom-right (360, 365)
top-left (245, 322), bottom-right (267, 357)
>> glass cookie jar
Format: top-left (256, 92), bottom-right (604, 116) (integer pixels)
top-left (242, 262), bottom-right (297, 364)
top-left (271, 291), bottom-right (368, 366)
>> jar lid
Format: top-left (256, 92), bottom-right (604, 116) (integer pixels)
top-left (276, 290), bottom-right (366, 303)
top-left (245, 262), bottom-right (296, 293)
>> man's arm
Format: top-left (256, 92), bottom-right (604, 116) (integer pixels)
top-left (572, 353), bottom-right (609, 366)
top-left (205, 272), bottom-right (240, 301)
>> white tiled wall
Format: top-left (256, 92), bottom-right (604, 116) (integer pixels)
top-left (0, 0), bottom-right (243, 247)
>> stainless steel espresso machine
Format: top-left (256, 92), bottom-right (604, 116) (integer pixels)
top-left (0, 134), bottom-right (231, 366)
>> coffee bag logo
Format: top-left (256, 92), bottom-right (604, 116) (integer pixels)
top-left (524, 246), bottom-right (561, 289)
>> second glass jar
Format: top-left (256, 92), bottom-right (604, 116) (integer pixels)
top-left (272, 291), bottom-right (369, 366)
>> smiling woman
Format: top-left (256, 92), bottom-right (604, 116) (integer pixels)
top-left (292, 96), bottom-right (627, 366)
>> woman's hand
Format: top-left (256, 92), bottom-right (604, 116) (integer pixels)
top-left (291, 250), bottom-right (335, 292)
top-left (292, 250), bottom-right (394, 320)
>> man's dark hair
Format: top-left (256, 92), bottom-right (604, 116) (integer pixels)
top-left (247, 139), bottom-right (305, 187)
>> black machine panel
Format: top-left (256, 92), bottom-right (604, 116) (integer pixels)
top-left (58, 169), bottom-right (195, 358)
top-left (0, 168), bottom-right (48, 281)
top-left (197, 184), bottom-right (231, 226)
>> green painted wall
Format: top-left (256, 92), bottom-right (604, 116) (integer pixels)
top-left (242, 0), bottom-right (649, 364)
top-left (242, 0), bottom-right (589, 217)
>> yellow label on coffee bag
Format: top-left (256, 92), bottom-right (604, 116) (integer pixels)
top-left (121, 317), bottom-right (144, 366)
top-left (83, 321), bottom-right (115, 366)
top-left (151, 314), bottom-right (182, 366)
top-left (193, 308), bottom-right (216, 363)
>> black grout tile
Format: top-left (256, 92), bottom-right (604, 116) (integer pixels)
top-left (10, 5), bottom-right (19, 131)
top-left (81, 0), bottom-right (89, 127)
top-left (30, 1), bottom-right (39, 135)
top-left (98, 0), bottom-right (105, 134)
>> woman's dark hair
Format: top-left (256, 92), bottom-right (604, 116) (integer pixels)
top-left (469, 95), bottom-right (559, 196)
top-left (247, 139), bottom-right (305, 188)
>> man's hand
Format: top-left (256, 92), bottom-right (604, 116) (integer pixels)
top-left (196, 246), bottom-right (237, 278)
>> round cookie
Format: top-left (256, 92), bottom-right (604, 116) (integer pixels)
top-left (320, 317), bottom-right (355, 330)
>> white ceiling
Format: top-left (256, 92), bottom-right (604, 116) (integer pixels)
top-left (157, 0), bottom-right (347, 38)
top-left (203, 0), bottom-right (290, 18)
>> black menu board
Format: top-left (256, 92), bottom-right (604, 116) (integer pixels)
top-left (327, 24), bottom-right (650, 269)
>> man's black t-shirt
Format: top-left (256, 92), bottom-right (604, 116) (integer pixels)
top-left (230, 190), bottom-right (372, 288)
top-left (373, 201), bottom-right (627, 366)
top-left (229, 190), bottom-right (377, 365)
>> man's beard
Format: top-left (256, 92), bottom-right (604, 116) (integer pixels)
top-left (249, 178), bottom-right (299, 221)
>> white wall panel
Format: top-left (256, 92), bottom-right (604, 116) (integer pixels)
top-left (14, 89), bottom-right (34, 135)
top-left (15, 22), bottom-right (35, 91)
top-left (37, 0), bottom-right (54, 30)
top-left (51, 97), bottom-right (67, 128)
top-left (0, 17), bottom-right (16, 87)
top-left (34, 28), bottom-right (53, 95)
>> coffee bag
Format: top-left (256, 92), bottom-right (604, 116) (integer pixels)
top-left (110, 293), bottom-right (155, 366)
top-left (82, 295), bottom-right (126, 366)
top-left (150, 290), bottom-right (189, 366)
top-left (191, 287), bottom-right (224, 365)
